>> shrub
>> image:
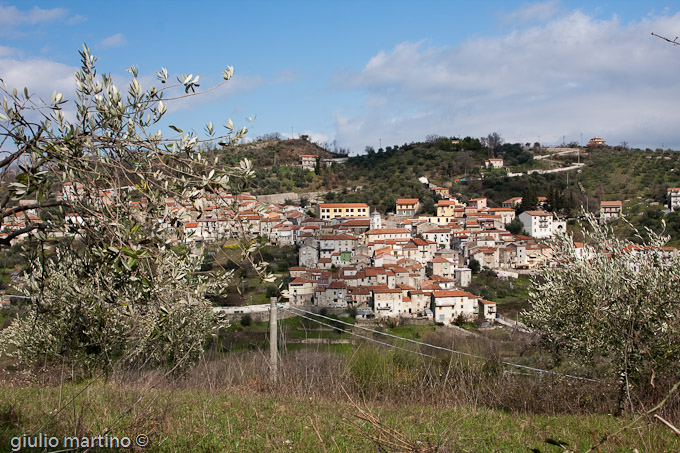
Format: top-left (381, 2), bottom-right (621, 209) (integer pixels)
top-left (240, 314), bottom-right (252, 327)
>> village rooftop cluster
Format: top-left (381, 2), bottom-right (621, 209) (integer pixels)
top-left (2, 161), bottom-right (680, 324)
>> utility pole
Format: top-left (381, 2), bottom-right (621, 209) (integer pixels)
top-left (269, 297), bottom-right (278, 384)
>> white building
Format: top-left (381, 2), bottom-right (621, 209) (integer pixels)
top-left (599, 201), bottom-right (622, 222)
top-left (484, 158), bottom-right (504, 169)
top-left (518, 211), bottom-right (553, 239)
top-left (431, 290), bottom-right (479, 324)
top-left (667, 188), bottom-right (680, 211)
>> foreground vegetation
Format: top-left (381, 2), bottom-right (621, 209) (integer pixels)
top-left (1, 347), bottom-right (678, 452)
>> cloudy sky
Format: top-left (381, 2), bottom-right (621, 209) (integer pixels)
top-left (2, 1), bottom-right (680, 153)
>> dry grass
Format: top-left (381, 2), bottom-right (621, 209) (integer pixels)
top-left (1, 336), bottom-right (679, 451)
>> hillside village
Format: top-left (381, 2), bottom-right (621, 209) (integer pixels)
top-left (6, 155), bottom-right (678, 324)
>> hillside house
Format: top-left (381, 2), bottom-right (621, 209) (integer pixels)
top-left (61, 182), bottom-right (84, 201)
top-left (599, 201), bottom-right (622, 222)
top-left (288, 277), bottom-right (317, 305)
top-left (453, 267), bottom-right (472, 287)
top-left (484, 158), bottom-right (504, 169)
top-left (427, 257), bottom-right (454, 278)
top-left (668, 188), bottom-right (680, 211)
top-left (371, 288), bottom-right (403, 318)
top-left (396, 198), bottom-right (420, 216)
top-left (436, 200), bottom-right (459, 217)
top-left (469, 246), bottom-right (500, 269)
top-left (299, 154), bottom-right (317, 171)
top-left (318, 203), bottom-right (369, 220)
top-left (587, 137), bottom-right (606, 147)
top-left (519, 211), bottom-right (553, 239)
top-left (431, 186), bottom-right (450, 198)
top-left (478, 299), bottom-right (497, 320)
top-left (364, 228), bottom-right (411, 244)
top-left (502, 197), bottom-right (523, 209)
top-left (431, 290), bottom-right (478, 324)
top-left (319, 234), bottom-right (358, 259)
top-left (422, 228), bottom-right (451, 247)
top-left (468, 198), bottom-right (487, 209)
top-left (316, 281), bottom-right (349, 307)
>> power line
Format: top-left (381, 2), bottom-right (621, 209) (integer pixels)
top-left (281, 307), bottom-right (435, 358)
top-left (285, 306), bottom-right (606, 383)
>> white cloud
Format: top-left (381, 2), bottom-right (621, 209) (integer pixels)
top-left (0, 5), bottom-right (82, 37)
top-left (67, 14), bottom-right (86, 25)
top-left (503, 0), bottom-right (562, 24)
top-left (0, 5), bottom-right (68, 26)
top-left (0, 45), bottom-right (19, 58)
top-left (335, 9), bottom-right (680, 152)
top-left (0, 57), bottom-right (76, 97)
top-left (100, 33), bottom-right (126, 48)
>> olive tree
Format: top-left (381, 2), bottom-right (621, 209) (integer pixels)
top-left (0, 45), bottom-right (268, 373)
top-left (524, 216), bottom-right (680, 412)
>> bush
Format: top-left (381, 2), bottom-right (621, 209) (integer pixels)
top-left (240, 314), bottom-right (252, 327)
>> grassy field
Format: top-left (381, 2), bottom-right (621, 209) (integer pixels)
top-left (1, 381), bottom-right (678, 452)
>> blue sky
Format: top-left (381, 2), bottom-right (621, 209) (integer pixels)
top-left (2, 1), bottom-right (680, 153)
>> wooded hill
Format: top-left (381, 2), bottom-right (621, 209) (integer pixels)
top-left (219, 136), bottom-right (680, 212)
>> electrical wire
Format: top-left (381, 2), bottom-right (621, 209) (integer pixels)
top-left (285, 305), bottom-right (606, 383)
top-left (281, 307), bottom-right (435, 358)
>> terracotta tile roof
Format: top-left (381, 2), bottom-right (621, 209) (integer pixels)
top-left (365, 228), bottom-right (410, 235)
top-left (433, 290), bottom-right (474, 298)
top-left (319, 203), bottom-right (369, 208)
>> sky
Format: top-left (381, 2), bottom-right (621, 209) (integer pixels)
top-left (2, 0), bottom-right (680, 154)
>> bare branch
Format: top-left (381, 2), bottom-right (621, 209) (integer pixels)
top-left (651, 32), bottom-right (680, 45)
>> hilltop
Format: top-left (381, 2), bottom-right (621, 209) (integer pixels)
top-left (212, 137), bottom-right (343, 168)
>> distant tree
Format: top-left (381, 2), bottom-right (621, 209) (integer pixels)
top-left (520, 189), bottom-right (539, 212)
top-left (506, 218), bottom-right (524, 235)
top-left (481, 132), bottom-right (504, 157)
top-left (468, 257), bottom-right (481, 274)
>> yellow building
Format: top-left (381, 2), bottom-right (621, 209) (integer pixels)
top-left (318, 203), bottom-right (369, 220)
top-left (395, 198), bottom-right (420, 216)
top-left (436, 200), bottom-right (460, 217)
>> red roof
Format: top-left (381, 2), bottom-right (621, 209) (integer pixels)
top-left (433, 290), bottom-right (473, 298)
top-left (371, 288), bottom-right (402, 294)
top-left (396, 198), bottom-right (419, 204)
top-left (365, 228), bottom-right (410, 235)
top-left (319, 203), bottom-right (369, 208)
top-left (341, 219), bottom-right (371, 226)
